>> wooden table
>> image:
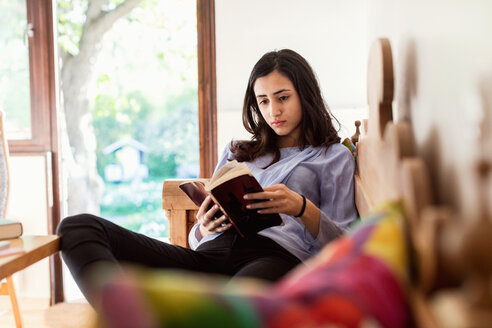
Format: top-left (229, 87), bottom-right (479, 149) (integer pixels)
top-left (0, 235), bottom-right (60, 280)
top-left (0, 235), bottom-right (59, 327)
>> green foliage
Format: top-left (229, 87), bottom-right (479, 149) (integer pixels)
top-left (58, 0), bottom-right (199, 236)
top-left (100, 178), bottom-right (169, 237)
top-left (89, 0), bottom-right (199, 180)
top-left (57, 0), bottom-right (87, 55)
top-left (146, 152), bottom-right (178, 178)
top-left (57, 0), bottom-right (141, 54)
top-left (0, 0), bottom-right (31, 133)
top-left (92, 81), bottom-right (199, 179)
top-left (0, 0), bottom-right (28, 40)
top-left (140, 87), bottom-right (199, 169)
top-left (100, 179), bottom-right (163, 214)
top-left (117, 211), bottom-right (169, 238)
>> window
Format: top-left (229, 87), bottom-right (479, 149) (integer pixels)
top-left (0, 1), bottom-right (31, 139)
top-left (0, 0), bottom-right (62, 303)
top-left (1, 0), bottom-right (216, 303)
top-left (1, 0), bottom-right (55, 153)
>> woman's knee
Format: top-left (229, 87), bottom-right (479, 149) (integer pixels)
top-left (57, 214), bottom-right (100, 236)
top-left (57, 214), bottom-right (110, 253)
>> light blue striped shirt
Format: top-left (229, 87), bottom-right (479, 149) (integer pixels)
top-left (188, 142), bottom-right (357, 261)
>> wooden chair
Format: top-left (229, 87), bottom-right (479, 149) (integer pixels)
top-left (0, 111), bottom-right (22, 328)
top-left (338, 38), bottom-right (492, 327)
top-left (162, 179), bottom-right (202, 248)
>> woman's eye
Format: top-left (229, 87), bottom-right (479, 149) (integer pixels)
top-left (259, 99), bottom-right (268, 105)
top-left (279, 96), bottom-right (288, 101)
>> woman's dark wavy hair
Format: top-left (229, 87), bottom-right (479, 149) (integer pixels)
top-left (230, 49), bottom-right (340, 165)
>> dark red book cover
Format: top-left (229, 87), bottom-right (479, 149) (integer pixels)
top-left (209, 174), bottom-right (283, 238)
top-left (179, 181), bottom-right (223, 220)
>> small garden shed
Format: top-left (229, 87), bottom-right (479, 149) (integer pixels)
top-left (102, 138), bottom-right (149, 182)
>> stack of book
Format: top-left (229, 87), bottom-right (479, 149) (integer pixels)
top-left (0, 218), bottom-right (24, 257)
top-left (0, 218), bottom-right (23, 240)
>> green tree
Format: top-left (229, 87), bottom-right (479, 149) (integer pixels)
top-left (86, 0), bottom-right (199, 181)
top-left (58, 0), bottom-right (143, 215)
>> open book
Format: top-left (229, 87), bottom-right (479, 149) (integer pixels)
top-left (179, 160), bottom-right (283, 238)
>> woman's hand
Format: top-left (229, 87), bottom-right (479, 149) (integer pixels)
top-left (245, 184), bottom-right (320, 238)
top-left (244, 184), bottom-right (304, 216)
top-left (197, 195), bottom-right (232, 237)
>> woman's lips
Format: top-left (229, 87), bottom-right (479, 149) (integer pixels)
top-left (272, 120), bottom-right (286, 127)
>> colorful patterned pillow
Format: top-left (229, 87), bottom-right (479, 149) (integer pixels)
top-left (97, 202), bottom-right (410, 328)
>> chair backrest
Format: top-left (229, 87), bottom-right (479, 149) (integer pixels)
top-left (0, 111), bottom-right (10, 218)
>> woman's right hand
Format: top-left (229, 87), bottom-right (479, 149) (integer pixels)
top-left (197, 196), bottom-right (232, 237)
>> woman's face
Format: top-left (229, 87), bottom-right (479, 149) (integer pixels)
top-left (253, 70), bottom-right (303, 148)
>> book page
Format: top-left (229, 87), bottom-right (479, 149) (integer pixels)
top-left (210, 160), bottom-right (240, 181)
top-left (207, 160), bottom-right (252, 191)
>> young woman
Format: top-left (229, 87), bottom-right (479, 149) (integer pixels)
top-left (58, 49), bottom-right (357, 307)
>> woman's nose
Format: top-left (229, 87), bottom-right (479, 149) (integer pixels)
top-left (269, 102), bottom-right (281, 117)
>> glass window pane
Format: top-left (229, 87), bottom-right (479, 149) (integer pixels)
top-left (58, 0), bottom-right (198, 240)
top-left (0, 0), bottom-right (32, 140)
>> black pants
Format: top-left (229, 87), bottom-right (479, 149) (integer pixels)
top-left (58, 214), bottom-right (300, 304)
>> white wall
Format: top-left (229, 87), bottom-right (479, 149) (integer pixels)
top-left (215, 0), bottom-right (492, 218)
top-left (366, 0), bottom-right (492, 217)
top-left (9, 155), bottom-right (51, 298)
top-left (215, 0), bottom-right (368, 153)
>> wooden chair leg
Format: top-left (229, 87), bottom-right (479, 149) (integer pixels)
top-left (6, 276), bottom-right (22, 328)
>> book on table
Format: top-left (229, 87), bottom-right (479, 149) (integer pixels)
top-left (179, 160), bottom-right (283, 238)
top-left (0, 218), bottom-right (23, 240)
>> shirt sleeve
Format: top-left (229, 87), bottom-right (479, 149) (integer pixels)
top-left (188, 224), bottom-right (201, 250)
top-left (308, 146), bottom-right (357, 249)
top-left (187, 142), bottom-right (234, 249)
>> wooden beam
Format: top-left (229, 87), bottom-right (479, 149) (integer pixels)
top-left (197, 0), bottom-right (217, 178)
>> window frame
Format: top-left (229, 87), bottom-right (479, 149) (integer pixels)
top-left (7, 0), bottom-right (63, 304)
top-left (8, 0), bottom-right (55, 154)
top-left (197, 0), bottom-right (218, 178)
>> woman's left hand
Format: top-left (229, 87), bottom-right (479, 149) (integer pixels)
top-left (244, 184), bottom-right (304, 216)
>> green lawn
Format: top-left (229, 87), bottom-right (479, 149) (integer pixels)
top-left (100, 177), bottom-right (170, 238)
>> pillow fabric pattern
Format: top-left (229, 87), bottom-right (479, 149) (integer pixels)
top-left (98, 202), bottom-right (410, 328)
top-left (262, 201), bottom-right (410, 328)
top-left (342, 137), bottom-right (357, 168)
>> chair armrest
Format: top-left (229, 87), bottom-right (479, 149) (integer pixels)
top-left (162, 179), bottom-right (208, 248)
